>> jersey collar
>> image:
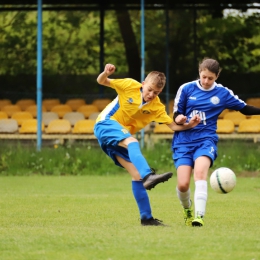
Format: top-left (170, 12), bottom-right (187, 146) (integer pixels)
top-left (196, 80), bottom-right (216, 91)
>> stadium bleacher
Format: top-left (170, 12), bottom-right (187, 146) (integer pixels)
top-left (1, 98), bottom-right (260, 144)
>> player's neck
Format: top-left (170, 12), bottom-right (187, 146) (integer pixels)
top-left (140, 87), bottom-right (146, 104)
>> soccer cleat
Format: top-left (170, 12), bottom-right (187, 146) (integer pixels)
top-left (192, 216), bottom-right (204, 227)
top-left (183, 203), bottom-right (194, 227)
top-left (142, 169), bottom-right (173, 190)
top-left (141, 217), bottom-right (167, 226)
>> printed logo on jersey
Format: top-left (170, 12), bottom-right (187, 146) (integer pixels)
top-left (190, 110), bottom-right (206, 125)
top-left (209, 146), bottom-right (215, 156)
top-left (127, 98), bottom-right (133, 104)
top-left (210, 96), bottom-right (220, 105)
top-left (121, 128), bottom-right (129, 134)
top-left (189, 96), bottom-right (196, 100)
top-left (142, 110), bottom-right (151, 114)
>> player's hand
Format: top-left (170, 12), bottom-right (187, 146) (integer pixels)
top-left (188, 114), bottom-right (201, 128)
top-left (175, 114), bottom-right (187, 125)
top-left (104, 64), bottom-right (116, 76)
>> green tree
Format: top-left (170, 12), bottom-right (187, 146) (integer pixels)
top-left (197, 12), bottom-right (260, 73)
top-left (0, 8), bottom-right (259, 81)
top-left (0, 11), bottom-right (37, 74)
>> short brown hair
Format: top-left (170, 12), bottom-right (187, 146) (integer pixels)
top-left (145, 71), bottom-right (166, 89)
top-left (199, 58), bottom-right (222, 77)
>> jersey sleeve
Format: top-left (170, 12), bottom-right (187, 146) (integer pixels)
top-left (154, 104), bottom-right (173, 124)
top-left (110, 78), bottom-right (140, 93)
top-left (174, 84), bottom-right (188, 114)
top-left (224, 87), bottom-right (246, 110)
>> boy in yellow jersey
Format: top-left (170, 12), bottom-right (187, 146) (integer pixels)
top-left (94, 63), bottom-right (200, 226)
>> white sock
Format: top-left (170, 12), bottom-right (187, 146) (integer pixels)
top-left (176, 187), bottom-right (191, 209)
top-left (194, 180), bottom-right (208, 218)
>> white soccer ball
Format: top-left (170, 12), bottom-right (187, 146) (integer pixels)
top-left (210, 167), bottom-right (236, 194)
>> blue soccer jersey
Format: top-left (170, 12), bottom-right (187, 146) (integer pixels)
top-left (173, 80), bottom-right (246, 147)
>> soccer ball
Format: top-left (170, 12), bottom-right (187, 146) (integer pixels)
top-left (210, 167), bottom-right (236, 194)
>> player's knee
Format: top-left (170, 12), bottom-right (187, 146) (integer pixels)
top-left (178, 183), bottom-right (190, 192)
top-left (194, 171), bottom-right (207, 181)
top-left (119, 136), bottom-right (138, 147)
top-left (125, 136), bottom-right (138, 145)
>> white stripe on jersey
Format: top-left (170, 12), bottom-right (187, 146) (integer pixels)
top-left (97, 96), bottom-right (119, 122)
top-left (174, 81), bottom-right (196, 113)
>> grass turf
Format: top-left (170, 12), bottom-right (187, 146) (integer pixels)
top-left (0, 175), bottom-right (259, 260)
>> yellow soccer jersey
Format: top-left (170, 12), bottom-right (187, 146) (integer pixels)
top-left (96, 78), bottom-right (173, 134)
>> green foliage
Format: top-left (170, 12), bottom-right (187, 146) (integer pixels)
top-left (214, 140), bottom-right (260, 173)
top-left (0, 140), bottom-right (260, 176)
top-left (0, 175), bottom-right (259, 259)
top-left (0, 11), bottom-right (102, 75)
top-left (0, 12), bottom-right (37, 74)
top-left (0, 8), bottom-right (259, 77)
top-left (0, 141), bottom-right (125, 176)
top-left (197, 12), bottom-right (260, 73)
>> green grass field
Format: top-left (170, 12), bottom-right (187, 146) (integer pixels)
top-left (0, 175), bottom-right (259, 260)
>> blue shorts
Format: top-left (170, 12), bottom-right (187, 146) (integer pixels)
top-left (94, 120), bottom-right (132, 167)
top-left (172, 140), bottom-right (218, 169)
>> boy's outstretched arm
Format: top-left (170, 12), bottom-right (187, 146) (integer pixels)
top-left (167, 114), bottom-right (201, 131)
top-left (97, 63), bottom-right (116, 87)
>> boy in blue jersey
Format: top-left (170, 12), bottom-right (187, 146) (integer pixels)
top-left (172, 57), bottom-right (260, 227)
top-left (95, 63), bottom-right (200, 226)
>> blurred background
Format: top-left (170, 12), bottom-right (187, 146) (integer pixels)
top-left (0, 1), bottom-right (259, 103)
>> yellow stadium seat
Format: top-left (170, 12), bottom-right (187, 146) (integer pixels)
top-left (0, 111), bottom-right (8, 119)
top-left (143, 122), bottom-right (155, 133)
top-left (42, 112), bottom-right (59, 126)
top-left (19, 119), bottom-right (44, 134)
top-left (77, 104), bottom-right (99, 118)
top-left (223, 111), bottom-right (246, 126)
top-left (15, 99), bottom-right (36, 110)
top-left (153, 123), bottom-right (173, 134)
top-left (238, 119), bottom-right (260, 133)
top-left (251, 115), bottom-right (260, 121)
top-left (1, 105), bottom-right (21, 117)
top-left (88, 112), bottom-right (100, 120)
top-left (25, 105), bottom-right (47, 118)
top-left (63, 112), bottom-right (85, 126)
top-left (11, 111), bottom-right (33, 126)
top-left (0, 119), bottom-right (19, 133)
top-left (65, 98), bottom-right (86, 111)
top-left (72, 119), bottom-right (95, 134)
top-left (51, 104), bottom-right (73, 118)
top-left (45, 119), bottom-right (71, 134)
top-left (218, 109), bottom-right (230, 119)
top-left (42, 99), bottom-right (61, 111)
top-left (216, 119), bottom-right (235, 134)
top-left (246, 98), bottom-right (260, 107)
top-left (92, 99), bottom-right (112, 111)
top-left (0, 99), bottom-right (12, 110)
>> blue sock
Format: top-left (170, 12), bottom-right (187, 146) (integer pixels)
top-left (128, 142), bottom-right (151, 179)
top-left (132, 181), bottom-right (152, 220)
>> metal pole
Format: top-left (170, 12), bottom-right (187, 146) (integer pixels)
top-left (36, 0), bottom-right (42, 151)
top-left (165, 4), bottom-right (170, 114)
top-left (193, 4), bottom-right (197, 78)
top-left (140, 0), bottom-right (145, 148)
top-left (99, 6), bottom-right (104, 98)
top-left (140, 0), bottom-right (145, 82)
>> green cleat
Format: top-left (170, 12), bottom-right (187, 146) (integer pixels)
top-left (192, 216), bottom-right (204, 227)
top-left (183, 207), bottom-right (194, 227)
